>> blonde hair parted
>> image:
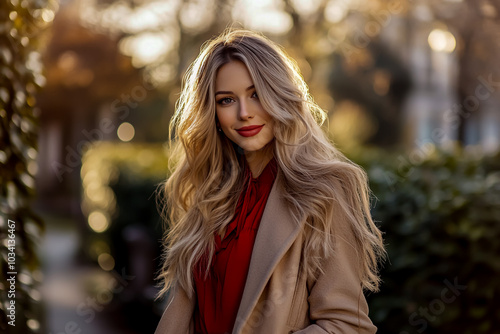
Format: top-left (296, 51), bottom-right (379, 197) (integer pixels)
top-left (157, 29), bottom-right (386, 300)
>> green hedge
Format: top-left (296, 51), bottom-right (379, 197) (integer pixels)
top-left (80, 142), bottom-right (167, 331)
top-left (351, 145), bottom-right (500, 334)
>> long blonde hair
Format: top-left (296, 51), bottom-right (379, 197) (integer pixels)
top-left (157, 29), bottom-right (386, 299)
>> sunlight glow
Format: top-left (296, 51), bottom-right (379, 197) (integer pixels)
top-left (119, 33), bottom-right (173, 67)
top-left (41, 9), bottom-right (55, 22)
top-left (127, 9), bottom-right (159, 33)
top-left (325, 0), bottom-right (349, 23)
top-left (233, 0), bottom-right (292, 35)
top-left (428, 29), bottom-right (456, 53)
top-left (290, 0), bottom-right (322, 16)
top-left (179, 1), bottom-right (215, 33)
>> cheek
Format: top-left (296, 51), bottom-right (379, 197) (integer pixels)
top-left (261, 109), bottom-right (273, 122)
top-left (264, 113), bottom-right (274, 128)
top-left (265, 119), bottom-right (275, 138)
top-left (216, 109), bottom-right (232, 128)
top-left (266, 126), bottom-right (275, 140)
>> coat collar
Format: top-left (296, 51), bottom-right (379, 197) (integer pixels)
top-left (233, 170), bottom-right (304, 333)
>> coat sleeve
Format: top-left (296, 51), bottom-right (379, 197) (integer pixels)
top-left (154, 282), bottom-right (195, 334)
top-left (293, 206), bottom-right (378, 334)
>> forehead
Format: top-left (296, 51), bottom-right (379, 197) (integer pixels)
top-left (215, 60), bottom-right (254, 91)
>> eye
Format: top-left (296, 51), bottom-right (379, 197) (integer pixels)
top-left (251, 91), bottom-right (259, 99)
top-left (216, 97), bottom-right (234, 105)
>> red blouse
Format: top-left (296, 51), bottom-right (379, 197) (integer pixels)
top-left (193, 155), bottom-right (278, 334)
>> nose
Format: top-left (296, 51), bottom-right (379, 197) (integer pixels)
top-left (238, 99), bottom-right (253, 120)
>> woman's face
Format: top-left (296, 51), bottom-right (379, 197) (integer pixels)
top-left (215, 60), bottom-right (275, 158)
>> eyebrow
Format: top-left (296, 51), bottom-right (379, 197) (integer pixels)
top-left (215, 85), bottom-right (255, 96)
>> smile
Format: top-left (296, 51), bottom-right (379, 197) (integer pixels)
top-left (236, 125), bottom-right (264, 137)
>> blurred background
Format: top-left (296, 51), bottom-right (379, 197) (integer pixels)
top-left (1, 0), bottom-right (500, 333)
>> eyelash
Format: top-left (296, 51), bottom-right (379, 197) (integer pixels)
top-left (217, 97), bottom-right (234, 105)
top-left (216, 92), bottom-right (259, 105)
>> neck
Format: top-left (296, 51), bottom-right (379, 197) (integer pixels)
top-left (244, 143), bottom-right (274, 179)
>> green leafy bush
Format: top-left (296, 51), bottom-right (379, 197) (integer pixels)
top-left (351, 145), bottom-right (500, 334)
top-left (0, 1), bottom-right (56, 332)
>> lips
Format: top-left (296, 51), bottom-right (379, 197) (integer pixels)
top-left (236, 125), bottom-right (264, 131)
top-left (235, 125), bottom-right (264, 137)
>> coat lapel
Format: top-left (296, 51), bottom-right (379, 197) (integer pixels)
top-left (233, 171), bottom-right (304, 333)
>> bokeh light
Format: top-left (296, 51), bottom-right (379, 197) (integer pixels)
top-left (41, 8), bottom-right (55, 22)
top-left (119, 32), bottom-right (174, 68)
top-left (233, 0), bottom-right (293, 35)
top-left (117, 122), bottom-right (135, 142)
top-left (88, 211), bottom-right (110, 233)
top-left (97, 253), bottom-right (115, 271)
top-left (325, 0), bottom-right (349, 23)
top-left (428, 28), bottom-right (456, 53)
top-left (27, 319), bottom-right (40, 331)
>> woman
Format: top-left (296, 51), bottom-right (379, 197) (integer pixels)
top-left (154, 29), bottom-right (386, 334)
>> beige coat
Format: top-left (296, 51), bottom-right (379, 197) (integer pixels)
top-left (154, 172), bottom-right (377, 334)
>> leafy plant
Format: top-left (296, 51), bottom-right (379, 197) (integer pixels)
top-left (351, 145), bottom-right (500, 334)
top-left (0, 0), bottom-right (57, 332)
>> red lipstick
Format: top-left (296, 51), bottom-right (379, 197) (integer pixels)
top-left (236, 125), bottom-right (264, 137)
